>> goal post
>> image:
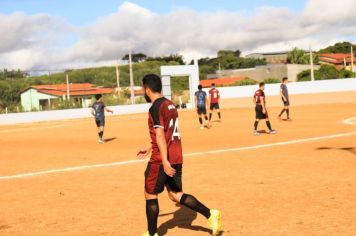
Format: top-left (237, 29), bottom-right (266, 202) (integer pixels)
top-left (160, 61), bottom-right (199, 108)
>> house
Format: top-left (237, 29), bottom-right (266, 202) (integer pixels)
top-left (319, 53), bottom-right (355, 70)
top-left (245, 50), bottom-right (310, 64)
top-left (208, 64), bottom-right (319, 82)
top-left (20, 83), bottom-right (114, 111)
top-left (200, 77), bottom-right (245, 88)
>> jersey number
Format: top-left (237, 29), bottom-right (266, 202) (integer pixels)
top-left (169, 118), bottom-right (181, 140)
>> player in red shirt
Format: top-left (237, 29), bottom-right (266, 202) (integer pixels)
top-left (137, 74), bottom-right (221, 236)
top-left (209, 83), bottom-right (222, 122)
top-left (253, 82), bottom-right (277, 136)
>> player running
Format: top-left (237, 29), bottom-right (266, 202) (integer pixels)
top-left (278, 77), bottom-right (291, 120)
top-left (195, 85), bottom-right (211, 129)
top-left (209, 83), bottom-right (222, 122)
top-left (253, 82), bottom-right (277, 136)
top-left (91, 94), bottom-right (113, 143)
top-left (138, 74), bottom-right (221, 236)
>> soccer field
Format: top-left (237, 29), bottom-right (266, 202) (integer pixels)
top-left (1, 92), bottom-right (356, 235)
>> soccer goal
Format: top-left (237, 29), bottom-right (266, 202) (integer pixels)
top-left (160, 60), bottom-right (199, 108)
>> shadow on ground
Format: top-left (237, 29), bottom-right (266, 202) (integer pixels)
top-left (104, 137), bottom-right (117, 143)
top-left (316, 147), bottom-right (356, 156)
top-left (158, 204), bottom-right (223, 235)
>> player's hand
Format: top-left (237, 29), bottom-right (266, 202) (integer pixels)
top-left (162, 160), bottom-right (176, 177)
top-left (262, 109), bottom-right (267, 114)
top-left (137, 147), bottom-right (151, 159)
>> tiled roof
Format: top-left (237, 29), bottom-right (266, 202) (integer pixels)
top-left (23, 83), bottom-right (114, 97)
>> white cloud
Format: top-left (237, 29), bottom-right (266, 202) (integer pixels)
top-left (0, 0), bottom-right (356, 70)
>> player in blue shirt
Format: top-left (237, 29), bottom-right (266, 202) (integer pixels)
top-left (91, 94), bottom-right (113, 143)
top-left (194, 85), bottom-right (211, 129)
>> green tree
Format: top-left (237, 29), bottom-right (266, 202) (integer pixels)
top-left (319, 42), bottom-right (356, 54)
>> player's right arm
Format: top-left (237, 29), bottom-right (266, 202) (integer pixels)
top-left (280, 87), bottom-right (286, 101)
top-left (260, 97), bottom-right (267, 114)
top-left (137, 146), bottom-right (152, 159)
top-left (91, 107), bottom-right (96, 117)
top-left (194, 95), bottom-right (198, 109)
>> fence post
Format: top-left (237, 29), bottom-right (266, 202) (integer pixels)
top-left (5, 107), bottom-right (8, 114)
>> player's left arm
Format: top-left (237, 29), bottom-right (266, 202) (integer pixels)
top-left (91, 108), bottom-right (95, 117)
top-left (156, 128), bottom-right (176, 177)
top-left (105, 107), bottom-right (114, 114)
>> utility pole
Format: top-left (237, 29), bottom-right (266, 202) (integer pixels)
top-left (129, 50), bottom-right (135, 104)
top-left (351, 45), bottom-right (354, 72)
top-left (66, 73), bottom-right (70, 100)
top-left (115, 61), bottom-right (120, 98)
top-left (310, 47), bottom-right (315, 81)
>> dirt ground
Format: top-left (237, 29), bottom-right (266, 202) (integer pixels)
top-left (0, 92), bottom-right (356, 236)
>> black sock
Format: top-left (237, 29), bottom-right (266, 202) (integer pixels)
top-left (209, 113), bottom-right (212, 121)
top-left (146, 199), bottom-right (159, 235)
top-left (254, 121), bottom-right (259, 131)
top-left (286, 109), bottom-right (290, 118)
top-left (279, 109), bottom-right (286, 117)
top-left (266, 121), bottom-right (272, 131)
top-left (180, 194), bottom-right (211, 219)
top-left (199, 117), bottom-right (203, 125)
top-left (99, 131), bottom-right (103, 139)
top-left (218, 112), bottom-right (221, 119)
top-left (205, 116), bottom-right (208, 121)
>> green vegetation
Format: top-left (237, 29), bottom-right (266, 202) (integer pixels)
top-left (197, 50), bottom-right (267, 79)
top-left (319, 42), bottom-right (356, 54)
top-left (264, 78), bottom-right (281, 84)
top-left (287, 47), bottom-right (319, 65)
top-left (297, 64), bottom-right (356, 81)
top-left (232, 78), bottom-right (257, 86)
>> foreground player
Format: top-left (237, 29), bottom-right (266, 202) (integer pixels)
top-left (195, 85), bottom-right (211, 129)
top-left (138, 74), bottom-right (221, 236)
top-left (253, 83), bottom-right (277, 136)
top-left (91, 94), bottom-right (113, 143)
top-left (209, 83), bottom-right (222, 122)
top-left (278, 77), bottom-right (291, 120)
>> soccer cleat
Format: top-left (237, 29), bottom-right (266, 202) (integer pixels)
top-left (98, 139), bottom-right (105, 144)
top-left (254, 130), bottom-right (260, 136)
top-left (141, 231), bottom-right (158, 236)
top-left (200, 125), bottom-right (205, 130)
top-left (208, 209), bottom-right (221, 236)
top-left (269, 130), bottom-right (277, 134)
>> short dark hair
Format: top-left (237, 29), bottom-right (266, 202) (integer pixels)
top-left (282, 77), bottom-right (288, 82)
top-left (198, 85), bottom-right (203, 90)
top-left (95, 94), bottom-right (102, 100)
top-left (211, 83), bottom-right (215, 87)
top-left (259, 82), bottom-right (265, 88)
top-left (142, 74), bottom-right (162, 93)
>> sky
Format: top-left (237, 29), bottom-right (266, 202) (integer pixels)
top-left (0, 0), bottom-right (355, 70)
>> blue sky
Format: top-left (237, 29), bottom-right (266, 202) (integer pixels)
top-left (0, 0), bottom-right (307, 26)
top-left (0, 0), bottom-right (355, 70)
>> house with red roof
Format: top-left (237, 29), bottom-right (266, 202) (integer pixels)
top-left (319, 53), bottom-right (355, 70)
top-left (20, 83), bottom-right (114, 111)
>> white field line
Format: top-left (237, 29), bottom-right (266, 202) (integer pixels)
top-left (0, 132), bottom-right (355, 181)
top-left (342, 117), bottom-right (356, 125)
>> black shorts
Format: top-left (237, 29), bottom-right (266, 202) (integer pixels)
top-left (210, 103), bottom-right (220, 110)
top-left (282, 99), bottom-right (290, 106)
top-left (95, 118), bottom-right (105, 127)
top-left (144, 163), bottom-right (183, 195)
top-left (255, 104), bottom-right (268, 119)
top-left (197, 106), bottom-right (207, 115)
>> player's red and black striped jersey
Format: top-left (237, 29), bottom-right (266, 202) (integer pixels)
top-left (148, 97), bottom-right (183, 164)
top-left (209, 88), bottom-right (220, 104)
top-left (254, 89), bottom-right (265, 104)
